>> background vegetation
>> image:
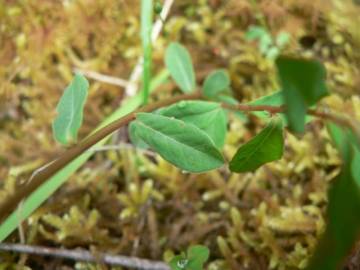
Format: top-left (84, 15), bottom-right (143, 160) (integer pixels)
top-left (0, 0), bottom-right (360, 269)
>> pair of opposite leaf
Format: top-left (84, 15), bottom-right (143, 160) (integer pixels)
top-left (52, 42), bottom-right (328, 175)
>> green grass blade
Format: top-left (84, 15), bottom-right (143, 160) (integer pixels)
top-left (141, 0), bottom-right (153, 104)
top-left (0, 70), bottom-right (169, 242)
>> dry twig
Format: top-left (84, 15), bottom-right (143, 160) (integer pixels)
top-left (0, 243), bottom-right (170, 270)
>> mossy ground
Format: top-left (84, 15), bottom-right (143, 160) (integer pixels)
top-left (0, 0), bottom-right (360, 269)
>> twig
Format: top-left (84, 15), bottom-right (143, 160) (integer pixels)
top-left (72, 0), bottom-right (174, 94)
top-left (0, 243), bottom-right (170, 270)
top-left (125, 0), bottom-right (175, 96)
top-left (223, 102), bottom-right (360, 138)
top-left (74, 68), bottom-right (131, 88)
top-left (308, 108), bottom-right (360, 146)
top-left (151, 0), bottom-right (174, 43)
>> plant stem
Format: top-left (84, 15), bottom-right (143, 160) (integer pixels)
top-left (0, 93), bottom-right (357, 223)
top-left (0, 92), bottom-right (201, 222)
top-left (221, 103), bottom-right (284, 114)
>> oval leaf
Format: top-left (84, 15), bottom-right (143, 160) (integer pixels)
top-left (276, 56), bottom-right (328, 133)
top-left (52, 73), bottom-right (89, 145)
top-left (158, 101), bottom-right (227, 148)
top-left (202, 69), bottom-right (230, 98)
top-left (132, 113), bottom-right (224, 173)
top-left (229, 118), bottom-right (284, 173)
top-left (187, 245), bottom-right (210, 270)
top-left (165, 42), bottom-right (196, 93)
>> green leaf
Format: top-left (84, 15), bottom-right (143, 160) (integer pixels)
top-left (307, 138), bottom-right (360, 270)
top-left (352, 146), bottom-right (360, 185)
top-left (128, 122), bottom-right (149, 149)
top-left (132, 113), bottom-right (224, 173)
top-left (165, 42), bottom-right (196, 93)
top-left (259, 33), bottom-right (273, 54)
top-left (327, 123), bottom-right (360, 186)
top-left (327, 123), bottom-right (350, 158)
top-left (187, 245), bottom-right (210, 270)
top-left (245, 26), bottom-right (268, 41)
top-left (52, 73), bottom-right (89, 145)
top-left (266, 46), bottom-right (279, 60)
top-left (168, 246), bottom-right (209, 270)
top-left (158, 101), bottom-right (227, 148)
top-left (202, 69), bottom-right (230, 98)
top-left (276, 32), bottom-right (291, 48)
top-left (229, 117), bottom-right (284, 173)
top-left (0, 69), bottom-right (169, 242)
top-left (169, 255), bottom-right (188, 270)
top-left (276, 56), bottom-right (328, 133)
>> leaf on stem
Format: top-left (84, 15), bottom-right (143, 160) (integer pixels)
top-left (186, 245), bottom-right (210, 270)
top-left (158, 101), bottom-right (227, 148)
top-left (229, 117), bottom-right (284, 173)
top-left (165, 42), bottom-right (196, 93)
top-left (202, 69), bottom-right (230, 98)
top-left (169, 245), bottom-right (210, 270)
top-left (132, 113), bottom-right (224, 173)
top-left (52, 73), bottom-right (89, 145)
top-left (276, 56), bottom-right (328, 133)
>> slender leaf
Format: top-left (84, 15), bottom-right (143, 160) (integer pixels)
top-left (165, 42), bottom-right (196, 93)
top-left (202, 69), bottom-right (230, 98)
top-left (132, 113), bottom-right (224, 173)
top-left (230, 117), bottom-right (284, 173)
top-left (276, 56), bottom-right (328, 133)
top-left (52, 73), bottom-right (89, 145)
top-left (327, 123), bottom-right (360, 186)
top-left (158, 101), bottom-right (227, 148)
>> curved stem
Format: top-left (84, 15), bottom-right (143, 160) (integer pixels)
top-left (0, 92), bottom-right (201, 222)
